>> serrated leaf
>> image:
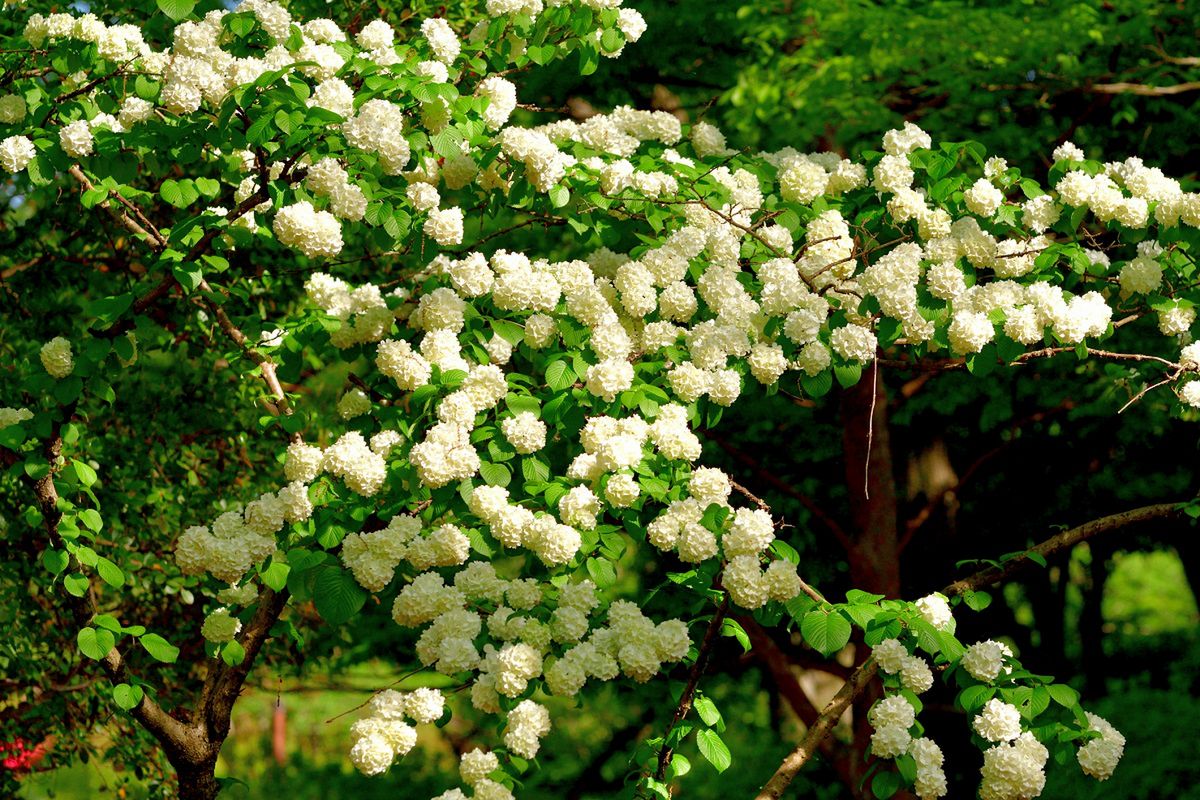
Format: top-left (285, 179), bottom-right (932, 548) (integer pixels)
top-left (222, 639), bottom-right (246, 666)
top-left (259, 560), bottom-right (290, 592)
top-left (64, 573), bottom-right (89, 597)
top-left (963, 590), bottom-right (992, 611)
top-left (96, 557), bottom-right (124, 587)
top-left (585, 556), bottom-right (616, 588)
top-left (479, 461), bottom-right (512, 487)
top-left (833, 362), bottom-right (862, 388)
top-left (720, 618), bottom-right (751, 654)
top-left (313, 566), bottom-right (367, 624)
top-left (545, 359), bottom-right (576, 391)
top-left (157, 0), bottom-right (196, 21)
top-left (694, 695), bottom-right (722, 727)
top-left (957, 684), bottom-right (995, 712)
top-left (41, 549), bottom-right (69, 575)
top-left (801, 609), bottom-right (852, 656)
top-left (1047, 684), bottom-right (1079, 708)
top-left (695, 729), bottom-right (731, 773)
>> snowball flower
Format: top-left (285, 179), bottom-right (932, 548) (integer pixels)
top-left (974, 699), bottom-right (1023, 742)
top-left (0, 135), bottom-right (36, 173)
top-left (40, 337), bottom-right (74, 378)
top-left (274, 201), bottom-right (344, 258)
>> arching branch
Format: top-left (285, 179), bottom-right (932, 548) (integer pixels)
top-left (754, 500), bottom-right (1188, 799)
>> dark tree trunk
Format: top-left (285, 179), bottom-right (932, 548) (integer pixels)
top-left (840, 371), bottom-right (903, 797)
top-left (177, 756), bottom-right (221, 800)
top-left (841, 370), bottom-right (902, 600)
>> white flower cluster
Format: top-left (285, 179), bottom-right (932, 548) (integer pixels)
top-left (273, 201), bottom-right (343, 259)
top-left (872, 638), bottom-right (936, 694)
top-left (962, 639), bottom-right (1015, 683)
top-left (867, 693), bottom-right (948, 799)
top-left (0, 407), bottom-right (33, 429)
top-left (979, 732), bottom-right (1049, 800)
top-left (200, 608), bottom-right (242, 643)
top-left (349, 688), bottom-right (444, 776)
top-left (1075, 712), bottom-right (1125, 781)
top-left (175, 486), bottom-right (310, 583)
top-left (40, 337), bottom-right (74, 378)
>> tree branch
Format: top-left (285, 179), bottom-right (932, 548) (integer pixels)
top-left (755, 500), bottom-right (1187, 799)
top-left (652, 592), bottom-right (730, 784)
top-left (942, 502), bottom-right (1185, 597)
top-left (754, 658), bottom-right (878, 800)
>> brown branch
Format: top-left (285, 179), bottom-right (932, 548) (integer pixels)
top-left (879, 346), bottom-right (1182, 373)
top-left (756, 500), bottom-right (1186, 799)
top-left (1087, 80), bottom-right (1200, 96)
top-left (199, 586), bottom-right (290, 743)
top-left (68, 165), bottom-right (165, 251)
top-left (754, 658), bottom-right (878, 800)
top-left (652, 592), bottom-right (730, 783)
top-left (2, 429), bottom-right (203, 769)
top-left (942, 502), bottom-right (1185, 597)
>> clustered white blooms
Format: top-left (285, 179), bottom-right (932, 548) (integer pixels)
top-left (0, 407), bottom-right (33, 429)
top-left (19, 0), bottom-right (1155, 792)
top-left (200, 608), bottom-right (242, 643)
top-left (1075, 712), bottom-right (1126, 781)
top-left (962, 639), bottom-right (1015, 683)
top-left (348, 688), bottom-right (444, 776)
top-left (39, 337), bottom-right (74, 378)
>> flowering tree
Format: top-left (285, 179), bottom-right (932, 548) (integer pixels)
top-left (1, 1), bottom-right (1196, 799)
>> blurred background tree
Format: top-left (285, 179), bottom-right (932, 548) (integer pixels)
top-left (5, 0), bottom-right (1199, 798)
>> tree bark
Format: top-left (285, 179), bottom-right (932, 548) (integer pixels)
top-left (841, 370), bottom-right (902, 599)
top-left (177, 757), bottom-right (222, 800)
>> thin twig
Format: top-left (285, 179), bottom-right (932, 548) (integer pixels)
top-left (651, 593), bottom-right (730, 785)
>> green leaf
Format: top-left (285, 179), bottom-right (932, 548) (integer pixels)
top-left (41, 549), bottom-right (69, 575)
top-left (96, 557), bottom-right (124, 587)
top-left (800, 370), bottom-right (833, 398)
top-left (871, 771), bottom-right (902, 800)
top-left (259, 560), bottom-right (291, 592)
top-left (113, 683), bottom-right (144, 711)
top-left (545, 360), bottom-right (576, 391)
top-left (140, 633), bottom-right (180, 663)
top-left (1047, 684), bottom-right (1079, 709)
top-left (173, 264), bottom-right (203, 293)
top-left (521, 457), bottom-right (551, 483)
top-left (79, 508), bottom-right (103, 533)
top-left (957, 684), bottom-right (995, 712)
top-left (77, 627), bottom-right (115, 661)
top-left (720, 618), bottom-right (751, 653)
top-left (801, 609), bottom-right (852, 656)
top-left (64, 573), bottom-right (89, 597)
top-left (87, 294), bottom-right (133, 325)
top-left (962, 590), bottom-right (992, 611)
top-left (833, 362), bottom-right (862, 388)
top-left (694, 695), bottom-right (722, 728)
top-left (585, 556), bottom-right (616, 588)
top-left (222, 639), bottom-right (246, 666)
top-left (157, 0), bottom-right (196, 21)
top-left (479, 461), bottom-right (512, 488)
top-left (695, 729), bottom-right (731, 773)
top-left (313, 566), bottom-right (367, 624)
top-left (548, 185), bottom-right (570, 208)
top-left (70, 459), bottom-right (97, 487)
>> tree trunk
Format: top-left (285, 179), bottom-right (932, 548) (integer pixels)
top-left (841, 370), bottom-right (902, 599)
top-left (177, 756), bottom-right (221, 800)
top-left (839, 371), bottom-right (903, 797)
